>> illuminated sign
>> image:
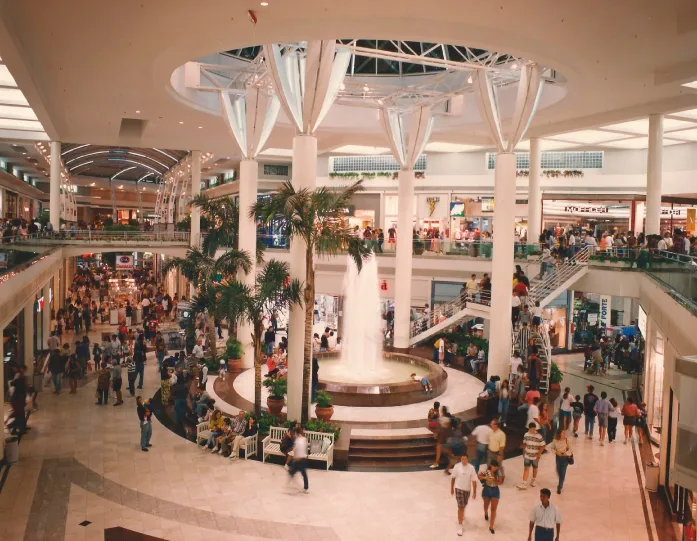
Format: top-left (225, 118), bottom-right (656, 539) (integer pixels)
top-left (564, 205), bottom-right (609, 214)
top-left (115, 254), bottom-right (134, 270)
top-left (426, 197), bottom-right (440, 216)
top-left (599, 295), bottom-right (611, 328)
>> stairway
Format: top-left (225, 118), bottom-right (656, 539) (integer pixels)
top-left (527, 247), bottom-right (589, 308)
top-left (409, 296), bottom-right (491, 346)
top-left (511, 324), bottom-right (553, 393)
top-left (348, 428), bottom-right (437, 470)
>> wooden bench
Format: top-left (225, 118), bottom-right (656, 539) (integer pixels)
top-left (262, 426), bottom-right (335, 470)
top-left (195, 422), bottom-right (258, 460)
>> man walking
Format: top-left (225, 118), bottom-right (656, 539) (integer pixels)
top-left (287, 426), bottom-right (309, 492)
top-left (450, 454), bottom-right (478, 536)
top-left (125, 356), bottom-right (136, 396)
top-left (528, 488), bottom-right (562, 541)
top-left (487, 420), bottom-right (506, 469)
top-left (136, 396), bottom-right (153, 452)
top-left (470, 422), bottom-right (492, 473)
top-left (583, 385), bottom-right (599, 439)
top-left (517, 422), bottom-right (545, 489)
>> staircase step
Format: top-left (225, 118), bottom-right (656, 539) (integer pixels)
top-left (348, 449), bottom-right (436, 460)
top-left (349, 440), bottom-right (435, 451)
top-left (347, 457), bottom-right (436, 470)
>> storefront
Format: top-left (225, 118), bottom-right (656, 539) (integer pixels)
top-left (639, 304), bottom-right (666, 445)
top-left (542, 292), bottom-right (569, 351)
top-left (450, 195), bottom-right (527, 241)
top-left (383, 194), bottom-right (417, 232)
top-left (568, 291), bottom-right (634, 350)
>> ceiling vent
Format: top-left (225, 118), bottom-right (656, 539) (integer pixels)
top-left (119, 118), bottom-right (147, 140)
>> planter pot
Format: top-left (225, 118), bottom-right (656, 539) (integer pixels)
top-left (228, 358), bottom-right (243, 373)
top-left (315, 405), bottom-right (334, 422)
top-left (413, 246), bottom-right (425, 256)
top-left (267, 396), bottom-right (285, 417)
top-left (549, 382), bottom-right (561, 392)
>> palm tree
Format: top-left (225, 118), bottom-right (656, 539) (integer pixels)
top-left (191, 194), bottom-right (264, 262)
top-left (162, 247), bottom-right (252, 360)
top-left (251, 181), bottom-right (371, 422)
top-left (218, 260), bottom-right (303, 415)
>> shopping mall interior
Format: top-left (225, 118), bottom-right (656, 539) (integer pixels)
top-left (1, 1), bottom-right (697, 540)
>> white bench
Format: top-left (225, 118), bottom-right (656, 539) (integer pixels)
top-left (195, 421), bottom-right (258, 460)
top-left (262, 426), bottom-right (335, 470)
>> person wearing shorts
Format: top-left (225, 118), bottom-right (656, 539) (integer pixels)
top-left (479, 460), bottom-right (504, 534)
top-left (518, 422), bottom-right (545, 489)
top-left (594, 391), bottom-right (611, 446)
top-left (559, 389), bottom-right (572, 430)
top-left (450, 454), bottom-right (478, 537)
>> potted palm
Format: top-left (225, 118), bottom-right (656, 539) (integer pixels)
top-left (314, 390), bottom-right (334, 421)
top-left (225, 337), bottom-right (243, 372)
top-left (253, 181), bottom-right (371, 422)
top-left (549, 361), bottom-right (563, 392)
top-left (218, 260), bottom-right (302, 415)
top-left (263, 377), bottom-right (287, 417)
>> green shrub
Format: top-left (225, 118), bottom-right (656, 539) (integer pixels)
top-left (263, 377), bottom-right (287, 399)
top-left (549, 361), bottom-right (563, 384)
top-left (314, 390), bottom-right (333, 407)
top-left (225, 337), bottom-right (243, 359)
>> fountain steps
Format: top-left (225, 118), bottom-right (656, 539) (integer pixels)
top-left (348, 432), bottom-right (437, 469)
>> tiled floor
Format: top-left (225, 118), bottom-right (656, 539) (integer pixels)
top-left (0, 324), bottom-right (651, 541)
top-left (554, 352), bottom-right (635, 404)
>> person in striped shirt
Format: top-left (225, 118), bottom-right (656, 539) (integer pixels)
top-left (517, 422), bottom-right (546, 490)
top-left (518, 323), bottom-right (531, 362)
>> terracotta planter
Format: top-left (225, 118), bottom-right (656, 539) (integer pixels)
top-left (549, 382), bottom-right (561, 392)
top-left (267, 396), bottom-right (285, 417)
top-left (228, 358), bottom-right (243, 373)
top-left (315, 405), bottom-right (334, 422)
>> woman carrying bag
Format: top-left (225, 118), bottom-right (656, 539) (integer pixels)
top-left (549, 429), bottom-right (573, 495)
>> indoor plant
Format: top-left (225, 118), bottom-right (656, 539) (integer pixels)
top-left (263, 377), bottom-right (287, 417)
top-left (549, 361), bottom-right (563, 391)
top-left (314, 390), bottom-right (334, 421)
top-left (225, 337), bottom-right (243, 372)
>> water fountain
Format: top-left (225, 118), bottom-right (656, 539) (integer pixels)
top-left (316, 255), bottom-right (448, 406)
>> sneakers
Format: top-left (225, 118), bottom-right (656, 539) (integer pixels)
top-left (457, 525), bottom-right (464, 536)
top-left (218, 449), bottom-right (225, 455)
top-left (284, 464), bottom-right (290, 471)
top-left (530, 478), bottom-right (537, 487)
top-left (211, 447), bottom-right (219, 454)
top-left (516, 483), bottom-right (528, 490)
top-left (229, 454), bottom-right (238, 460)
top-left (429, 464), bottom-right (438, 469)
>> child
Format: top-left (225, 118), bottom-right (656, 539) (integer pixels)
top-left (637, 402), bottom-right (648, 444)
top-left (412, 373), bottom-right (433, 393)
top-left (219, 358), bottom-right (227, 381)
top-left (570, 394), bottom-right (584, 437)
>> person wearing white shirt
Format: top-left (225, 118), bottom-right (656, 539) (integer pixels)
top-left (450, 454), bottom-right (478, 537)
top-left (192, 341), bottom-right (204, 360)
top-left (528, 489), bottom-right (562, 541)
top-left (470, 424), bottom-right (492, 472)
top-left (527, 398), bottom-right (541, 429)
top-left (287, 427), bottom-right (309, 492)
top-left (510, 353), bottom-right (523, 375)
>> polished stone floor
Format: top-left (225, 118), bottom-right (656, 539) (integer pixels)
top-left (0, 326), bottom-right (652, 541)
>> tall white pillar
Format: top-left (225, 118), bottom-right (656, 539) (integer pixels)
top-left (393, 169), bottom-right (416, 349)
top-left (190, 150), bottom-right (202, 248)
top-left (487, 153), bottom-right (517, 380)
top-left (286, 134), bottom-right (317, 422)
top-left (646, 114), bottom-right (663, 236)
top-left (43, 282), bottom-right (51, 348)
top-left (23, 298), bottom-right (34, 375)
top-left (238, 159), bottom-right (259, 369)
top-left (50, 141), bottom-right (61, 230)
top-left (528, 138), bottom-right (542, 243)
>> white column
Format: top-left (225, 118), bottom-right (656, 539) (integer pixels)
top-left (50, 141), bottom-right (61, 230)
top-left (379, 191), bottom-right (386, 231)
top-left (634, 202), bottom-right (646, 235)
top-left (238, 159), bottom-right (259, 369)
top-left (43, 282), bottom-right (51, 349)
top-left (190, 150), bottom-right (202, 248)
top-left (646, 114), bottom-right (664, 236)
top-left (23, 298), bottom-right (34, 375)
top-left (487, 152), bottom-right (517, 380)
top-left (623, 297), bottom-right (633, 326)
top-left (528, 137), bottom-right (542, 243)
top-left (393, 169), bottom-right (415, 349)
top-left (286, 134), bottom-right (317, 422)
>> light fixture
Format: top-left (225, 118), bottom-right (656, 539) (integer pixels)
top-left (135, 110), bottom-right (141, 114)
top-left (260, 1), bottom-right (268, 5)
top-left (681, 80), bottom-right (697, 90)
top-left (511, 62), bottom-right (518, 70)
top-left (467, 75), bottom-right (473, 84)
top-left (198, 126), bottom-right (203, 129)
top-left (90, 182), bottom-right (96, 186)
top-left (179, 121), bottom-right (184, 124)
top-left (363, 85), bottom-right (369, 92)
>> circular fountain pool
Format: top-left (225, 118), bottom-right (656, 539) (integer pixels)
top-left (317, 351), bottom-right (447, 407)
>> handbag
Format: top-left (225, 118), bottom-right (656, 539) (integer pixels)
top-left (568, 454), bottom-right (575, 465)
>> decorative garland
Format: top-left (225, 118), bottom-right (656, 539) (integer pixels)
top-left (516, 169), bottom-right (584, 178)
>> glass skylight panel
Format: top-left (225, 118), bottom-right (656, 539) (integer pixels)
top-left (0, 65), bottom-right (17, 87)
top-left (664, 128), bottom-right (697, 142)
top-left (669, 108), bottom-right (697, 120)
top-left (331, 145), bottom-right (391, 155)
top-left (0, 104), bottom-right (37, 120)
top-left (600, 137), bottom-right (686, 149)
top-left (601, 118), bottom-right (695, 134)
top-left (515, 140), bottom-right (581, 151)
top-left (260, 148), bottom-right (293, 157)
top-left (0, 87), bottom-right (28, 106)
top-left (0, 118), bottom-right (43, 131)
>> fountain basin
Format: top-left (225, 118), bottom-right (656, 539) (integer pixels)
top-left (317, 351), bottom-right (447, 407)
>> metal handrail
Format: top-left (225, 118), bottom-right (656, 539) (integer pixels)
top-left (9, 230), bottom-right (190, 243)
top-left (528, 246), bottom-right (588, 304)
top-left (410, 292), bottom-right (491, 339)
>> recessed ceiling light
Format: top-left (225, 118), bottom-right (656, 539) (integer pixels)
top-left (198, 126), bottom-right (203, 129)
top-left (90, 182), bottom-right (96, 186)
top-left (179, 121), bottom-right (184, 124)
top-left (135, 110), bottom-right (141, 114)
top-left (467, 75), bottom-right (473, 84)
top-left (511, 62), bottom-right (518, 70)
top-left (260, 1), bottom-right (268, 5)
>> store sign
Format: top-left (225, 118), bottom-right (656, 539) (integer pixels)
top-left (482, 197), bottom-right (494, 213)
top-left (379, 280), bottom-right (389, 292)
top-left (115, 254), bottom-right (134, 270)
top-left (36, 296), bottom-right (44, 313)
top-left (637, 305), bottom-right (647, 337)
top-left (588, 313), bottom-right (598, 325)
top-left (450, 202), bottom-right (465, 217)
top-left (599, 295), bottom-right (611, 328)
top-left (564, 205), bottom-right (609, 214)
top-left (661, 208), bottom-right (683, 216)
top-left (426, 197), bottom-right (440, 216)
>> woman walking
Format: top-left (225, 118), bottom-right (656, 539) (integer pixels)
top-left (478, 459), bottom-right (504, 534)
top-left (538, 402), bottom-right (552, 443)
top-left (498, 380), bottom-right (510, 427)
top-left (621, 397), bottom-right (639, 444)
top-left (559, 390), bottom-right (572, 431)
top-left (608, 398), bottom-right (620, 443)
top-left (430, 406), bottom-right (453, 469)
top-left (66, 354), bottom-right (81, 394)
top-left (549, 429), bottom-right (573, 494)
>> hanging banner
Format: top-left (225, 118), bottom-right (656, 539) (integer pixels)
top-left (115, 254), bottom-right (134, 271)
top-left (599, 295), bottom-right (611, 328)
